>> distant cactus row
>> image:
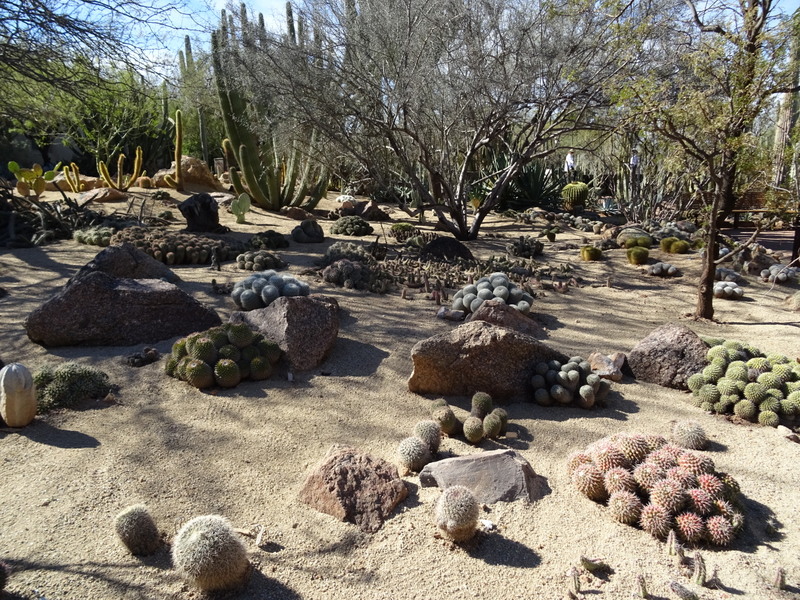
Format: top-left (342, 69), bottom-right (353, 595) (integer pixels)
top-left (451, 272), bottom-right (534, 314)
top-left (686, 340), bottom-right (800, 427)
top-left (659, 236), bottom-right (690, 254)
top-left (531, 357), bottom-right (611, 409)
top-left (165, 323), bottom-right (282, 389)
top-left (33, 362), bottom-right (111, 412)
top-left (110, 226), bottom-right (245, 265)
top-left (235, 250), bottom-right (286, 272)
top-left (569, 432), bottom-right (744, 546)
top-left (231, 270), bottom-right (311, 311)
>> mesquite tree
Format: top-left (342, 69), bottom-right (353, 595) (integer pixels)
top-left (616, 0), bottom-right (798, 319)
top-left (239, 0), bottom-right (647, 239)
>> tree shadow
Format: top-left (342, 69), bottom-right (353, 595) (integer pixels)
top-left (466, 531), bottom-right (541, 568)
top-left (2, 419), bottom-right (100, 449)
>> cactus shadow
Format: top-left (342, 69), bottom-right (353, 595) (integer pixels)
top-left (7, 419), bottom-right (100, 449)
top-left (233, 568), bottom-right (303, 599)
top-left (399, 479), bottom-right (424, 510)
top-left (732, 496), bottom-right (785, 553)
top-left (466, 531), bottom-right (541, 568)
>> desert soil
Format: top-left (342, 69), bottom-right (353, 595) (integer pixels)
top-left (1, 191), bottom-right (799, 600)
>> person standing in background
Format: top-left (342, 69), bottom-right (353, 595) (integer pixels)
top-left (564, 151), bottom-right (575, 181)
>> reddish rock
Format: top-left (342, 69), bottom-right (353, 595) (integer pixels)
top-left (229, 295), bottom-right (339, 371)
top-left (153, 156), bottom-right (221, 192)
top-left (587, 351), bottom-right (626, 382)
top-left (627, 323), bottom-right (708, 390)
top-left (299, 445), bottom-right (408, 533)
top-left (281, 206), bottom-right (315, 221)
top-left (25, 271), bottom-right (220, 347)
top-left (78, 187), bottom-right (127, 203)
top-left (467, 299), bottom-right (543, 338)
top-left (408, 321), bottom-right (567, 399)
top-left (419, 449), bottom-right (546, 504)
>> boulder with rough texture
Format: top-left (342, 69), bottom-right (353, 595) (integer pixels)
top-left (78, 187), bottom-right (127, 203)
top-left (587, 351), bottom-right (626, 382)
top-left (336, 200), bottom-right (391, 221)
top-left (615, 226), bottom-right (651, 246)
top-left (627, 323), bottom-right (708, 390)
top-left (281, 206), bottom-right (315, 221)
top-left (466, 299), bottom-right (543, 338)
top-left (45, 173), bottom-right (102, 191)
top-left (154, 156), bottom-right (220, 192)
top-left (229, 295), bottom-right (339, 370)
top-left (419, 450), bottom-right (546, 504)
top-left (408, 321), bottom-right (567, 399)
top-left (25, 271), bottom-right (221, 347)
top-left (299, 445), bottom-right (408, 533)
top-left (69, 243), bottom-right (179, 285)
top-left (178, 193), bottom-right (228, 233)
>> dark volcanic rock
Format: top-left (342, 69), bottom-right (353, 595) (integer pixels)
top-left (627, 323), bottom-right (708, 390)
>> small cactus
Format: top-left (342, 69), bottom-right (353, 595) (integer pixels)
top-left (413, 420), bottom-right (442, 453)
top-left (470, 391), bottom-right (493, 419)
top-left (672, 421), bottom-right (708, 450)
top-left (463, 416), bottom-right (484, 444)
top-left (396, 436), bottom-right (432, 472)
top-left (431, 405), bottom-right (460, 435)
top-left (434, 485), bottom-right (480, 542)
top-left (627, 246), bottom-right (649, 265)
top-left (114, 504), bottom-right (162, 555)
top-left (172, 515), bottom-right (250, 591)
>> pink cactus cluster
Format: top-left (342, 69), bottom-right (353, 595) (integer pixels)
top-left (568, 432), bottom-right (744, 547)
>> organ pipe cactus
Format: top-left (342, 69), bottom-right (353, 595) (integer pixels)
top-left (211, 6), bottom-right (328, 211)
top-left (98, 146), bottom-right (143, 192)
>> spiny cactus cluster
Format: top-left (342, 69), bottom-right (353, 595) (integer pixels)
top-left (291, 219), bottom-right (324, 243)
top-left (165, 323), bottom-right (282, 389)
top-left (686, 340), bottom-right (800, 427)
top-left (172, 515), bottom-right (250, 591)
top-left (33, 362), bottom-right (111, 411)
top-left (435, 485), bottom-right (480, 542)
top-left (246, 230), bottom-right (289, 250)
top-left (321, 241), bottom-right (377, 267)
top-left (713, 280), bottom-right (744, 300)
top-left (659, 236), bottom-right (690, 254)
top-left (451, 272), bottom-right (534, 314)
top-left (507, 236), bottom-right (544, 258)
top-left (427, 395), bottom-right (508, 445)
top-left (760, 264), bottom-right (799, 284)
top-left (626, 246), bottom-right (649, 265)
top-left (648, 262), bottom-right (679, 277)
top-left (109, 226), bottom-right (245, 265)
top-left (569, 432), bottom-right (745, 546)
top-left (531, 357), bottom-right (611, 409)
top-left (330, 215), bottom-right (374, 236)
top-left (396, 419), bottom-right (442, 473)
top-left (322, 258), bottom-right (374, 291)
top-left (235, 250), bottom-right (286, 272)
top-left (625, 236), bottom-right (652, 249)
top-left (73, 225), bottom-right (115, 247)
top-left (231, 270), bottom-right (311, 311)
top-left (388, 222), bottom-right (420, 243)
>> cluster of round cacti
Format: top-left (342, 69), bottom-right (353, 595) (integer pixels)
top-left (626, 246), bottom-right (649, 265)
top-left (713, 280), bottom-right (744, 300)
top-left (715, 267), bottom-right (741, 282)
top-left (33, 362), bottom-right (111, 412)
top-left (321, 258), bottom-right (373, 290)
top-left (647, 262), bottom-right (679, 277)
top-left (451, 272), bottom-right (534, 314)
top-left (580, 245), bottom-right (603, 261)
top-left (531, 357), bottom-right (611, 409)
top-left (388, 222), bottom-right (420, 243)
top-left (165, 323), bottom-right (282, 389)
top-left (246, 230), bottom-right (289, 250)
top-left (507, 236), bottom-right (544, 258)
top-left (330, 215), bottom-right (374, 236)
top-left (434, 485), bottom-right (480, 542)
top-left (291, 219), bottom-right (325, 243)
top-left (235, 250), bottom-right (286, 272)
top-left (760, 264), bottom-right (799, 284)
top-left (231, 270), bottom-right (311, 311)
top-left (396, 419), bottom-right (443, 473)
top-left (659, 236), bottom-right (691, 254)
top-left (568, 432), bottom-right (745, 546)
top-left (624, 236), bottom-right (653, 249)
top-left (320, 241), bottom-right (377, 267)
top-left (109, 227), bottom-right (245, 264)
top-left (427, 393), bottom-right (508, 446)
top-left (686, 340), bottom-right (800, 427)
top-left (73, 225), bottom-right (115, 247)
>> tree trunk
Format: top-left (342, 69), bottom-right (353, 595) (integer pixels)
top-left (695, 189), bottom-right (721, 320)
top-left (718, 157), bottom-right (737, 221)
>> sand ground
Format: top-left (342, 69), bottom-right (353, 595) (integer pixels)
top-left (1, 191), bottom-right (799, 600)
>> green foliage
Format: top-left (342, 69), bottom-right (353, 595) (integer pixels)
top-left (8, 161), bottom-right (61, 198)
top-left (230, 193), bottom-right (251, 224)
top-left (580, 245), bottom-right (603, 261)
top-left (561, 182), bottom-right (590, 212)
top-left (496, 160), bottom-right (564, 211)
top-left (98, 146), bottom-right (142, 192)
